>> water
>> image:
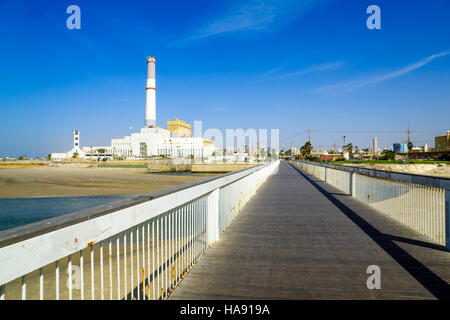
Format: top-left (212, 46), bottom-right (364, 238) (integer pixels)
top-left (0, 194), bottom-right (136, 232)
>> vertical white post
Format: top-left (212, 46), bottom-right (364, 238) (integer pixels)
top-left (151, 219), bottom-right (155, 299)
top-left (56, 260), bottom-right (60, 300)
top-left (90, 247), bottom-right (94, 300)
top-left (207, 188), bottom-right (220, 246)
top-left (136, 227), bottom-right (140, 300)
top-left (80, 251), bottom-right (84, 300)
top-left (350, 172), bottom-right (356, 197)
top-left (445, 189), bottom-right (450, 249)
top-left (142, 224), bottom-right (145, 300)
top-left (21, 275), bottom-right (26, 300)
top-left (147, 221), bottom-right (150, 299)
top-left (164, 214), bottom-right (168, 298)
top-left (109, 239), bottom-right (113, 300)
top-left (130, 231), bottom-right (133, 300)
top-left (39, 267), bottom-right (44, 300)
top-left (123, 233), bottom-right (127, 300)
top-left (68, 255), bottom-right (72, 300)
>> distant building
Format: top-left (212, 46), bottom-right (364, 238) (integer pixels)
top-left (393, 143), bottom-right (408, 154)
top-left (167, 118), bottom-right (192, 137)
top-left (435, 131), bottom-right (450, 152)
top-left (319, 154), bottom-right (341, 161)
top-left (373, 137), bottom-right (378, 153)
top-left (51, 130), bottom-right (85, 161)
top-left (51, 57), bottom-right (215, 161)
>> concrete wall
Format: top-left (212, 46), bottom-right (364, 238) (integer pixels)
top-left (191, 163), bottom-right (258, 173)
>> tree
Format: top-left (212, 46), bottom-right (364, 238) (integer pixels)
top-left (407, 142), bottom-right (413, 152)
top-left (97, 148), bottom-right (106, 154)
top-left (47, 154), bottom-right (51, 160)
top-left (72, 152), bottom-right (79, 158)
top-left (300, 141), bottom-right (313, 158)
top-left (379, 150), bottom-right (395, 160)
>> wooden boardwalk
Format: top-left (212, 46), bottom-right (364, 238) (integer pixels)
top-left (169, 162), bottom-right (450, 300)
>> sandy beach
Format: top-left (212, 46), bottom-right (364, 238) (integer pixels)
top-left (0, 167), bottom-right (207, 198)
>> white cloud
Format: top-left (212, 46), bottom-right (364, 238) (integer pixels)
top-left (313, 50), bottom-right (450, 94)
top-left (190, 0), bottom-right (320, 40)
top-left (272, 61), bottom-right (344, 79)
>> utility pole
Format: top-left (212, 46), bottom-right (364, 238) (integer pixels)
top-left (308, 127), bottom-right (311, 143)
top-left (407, 123), bottom-right (411, 144)
top-left (407, 122), bottom-right (411, 163)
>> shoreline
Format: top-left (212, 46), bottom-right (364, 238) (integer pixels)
top-left (0, 167), bottom-right (208, 199)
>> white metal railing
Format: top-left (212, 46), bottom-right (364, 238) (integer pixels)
top-left (290, 160), bottom-right (450, 249)
top-left (0, 160), bottom-right (279, 300)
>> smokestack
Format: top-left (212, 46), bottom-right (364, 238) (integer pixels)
top-left (145, 56), bottom-right (156, 128)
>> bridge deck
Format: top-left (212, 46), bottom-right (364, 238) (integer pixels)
top-left (169, 162), bottom-right (450, 299)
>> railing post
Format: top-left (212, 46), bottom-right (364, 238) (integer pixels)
top-left (324, 167), bottom-right (327, 182)
top-left (446, 189), bottom-right (450, 249)
top-left (349, 171), bottom-right (355, 196)
top-left (207, 188), bottom-right (220, 246)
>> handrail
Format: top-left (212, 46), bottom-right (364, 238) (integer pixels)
top-left (0, 162), bottom-right (271, 248)
top-left (290, 160), bottom-right (449, 249)
top-left (293, 160), bottom-right (450, 190)
top-left (0, 160), bottom-right (280, 300)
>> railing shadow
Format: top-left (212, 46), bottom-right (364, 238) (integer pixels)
top-left (289, 163), bottom-right (450, 300)
top-left (382, 234), bottom-right (450, 253)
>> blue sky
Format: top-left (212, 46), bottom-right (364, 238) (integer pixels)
top-left (0, 0), bottom-right (449, 157)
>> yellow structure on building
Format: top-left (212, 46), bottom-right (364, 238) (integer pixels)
top-left (203, 139), bottom-right (214, 147)
top-left (167, 118), bottom-right (192, 137)
top-left (435, 131), bottom-right (450, 152)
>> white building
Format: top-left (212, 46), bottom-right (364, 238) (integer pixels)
top-left (108, 56), bottom-right (214, 159)
top-left (51, 130), bottom-right (85, 161)
top-left (51, 56), bottom-right (215, 161)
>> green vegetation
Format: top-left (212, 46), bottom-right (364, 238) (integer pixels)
top-left (379, 150), bottom-right (395, 160)
top-left (300, 141), bottom-right (312, 157)
top-left (97, 148), bottom-right (106, 154)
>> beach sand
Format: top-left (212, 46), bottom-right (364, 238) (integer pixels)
top-left (0, 167), bottom-right (207, 198)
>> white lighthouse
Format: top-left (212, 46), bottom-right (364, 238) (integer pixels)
top-left (145, 56), bottom-right (157, 128)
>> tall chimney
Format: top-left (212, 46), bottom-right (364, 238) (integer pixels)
top-left (145, 56), bottom-right (156, 128)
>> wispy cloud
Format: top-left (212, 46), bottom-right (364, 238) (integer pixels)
top-left (251, 61), bottom-right (343, 84)
top-left (189, 0), bottom-right (320, 40)
top-left (312, 50), bottom-right (450, 94)
top-left (271, 61), bottom-right (344, 79)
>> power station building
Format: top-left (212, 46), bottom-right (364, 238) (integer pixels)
top-left (51, 57), bottom-right (214, 160)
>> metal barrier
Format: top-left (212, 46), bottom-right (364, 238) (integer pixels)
top-left (290, 160), bottom-right (450, 249)
top-left (0, 160), bottom-right (279, 300)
